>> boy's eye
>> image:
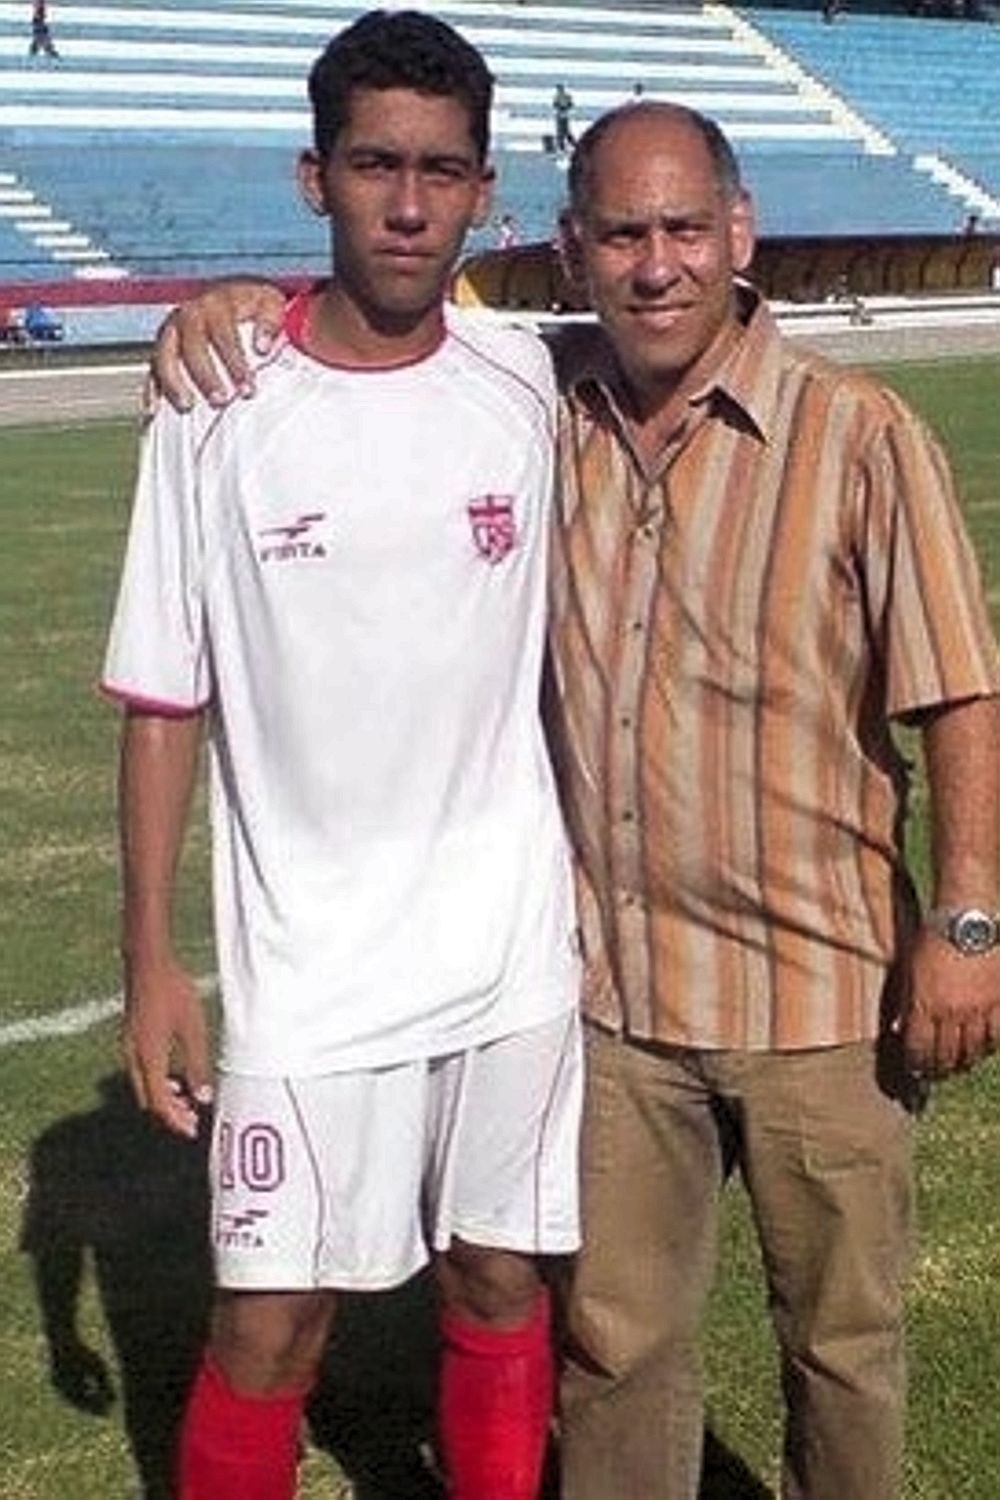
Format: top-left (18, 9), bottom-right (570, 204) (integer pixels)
top-left (425, 162), bottom-right (471, 182)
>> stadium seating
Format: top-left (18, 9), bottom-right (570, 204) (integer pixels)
top-left (744, 8), bottom-right (1000, 212)
top-left (0, 0), bottom-right (996, 288)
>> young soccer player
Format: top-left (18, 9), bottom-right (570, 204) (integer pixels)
top-left (102, 13), bottom-right (581, 1497)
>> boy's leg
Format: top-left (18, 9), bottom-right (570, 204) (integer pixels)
top-left (177, 1288), bottom-right (334, 1500)
top-left (428, 1010), bottom-right (584, 1500)
top-left (437, 1251), bottom-right (552, 1500)
top-left (178, 1067), bottom-right (430, 1499)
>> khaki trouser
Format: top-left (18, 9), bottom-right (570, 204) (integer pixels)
top-left (560, 1026), bottom-right (914, 1500)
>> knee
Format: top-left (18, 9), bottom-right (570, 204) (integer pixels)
top-left (210, 1288), bottom-right (335, 1394)
top-left (566, 1274), bottom-right (701, 1384)
top-left (437, 1240), bottom-right (542, 1326)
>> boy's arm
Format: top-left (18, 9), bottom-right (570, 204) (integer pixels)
top-left (148, 277), bottom-right (289, 413)
top-left (119, 707), bottom-right (211, 1138)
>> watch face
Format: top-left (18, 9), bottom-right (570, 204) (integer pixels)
top-left (952, 910), bottom-right (1000, 954)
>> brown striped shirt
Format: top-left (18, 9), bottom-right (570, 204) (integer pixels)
top-left (546, 291), bottom-right (1000, 1050)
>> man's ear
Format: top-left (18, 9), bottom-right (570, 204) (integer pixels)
top-left (297, 149), bottom-right (328, 217)
top-left (729, 189), bottom-right (756, 276)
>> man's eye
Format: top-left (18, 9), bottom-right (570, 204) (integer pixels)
top-left (603, 227), bottom-right (643, 247)
top-left (670, 224), bottom-right (710, 244)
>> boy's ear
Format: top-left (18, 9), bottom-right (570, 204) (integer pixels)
top-left (297, 150), bottom-right (328, 217)
top-left (470, 164), bottom-right (496, 231)
top-left (556, 210), bottom-right (587, 292)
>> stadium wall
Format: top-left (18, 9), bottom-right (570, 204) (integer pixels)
top-left (455, 231), bottom-right (1000, 312)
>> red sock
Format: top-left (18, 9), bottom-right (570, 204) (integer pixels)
top-left (175, 1352), bottom-right (309, 1500)
top-left (438, 1287), bottom-right (553, 1500)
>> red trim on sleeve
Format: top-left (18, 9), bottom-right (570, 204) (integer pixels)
top-left (97, 681), bottom-right (209, 717)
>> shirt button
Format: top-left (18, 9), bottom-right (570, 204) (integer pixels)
top-left (619, 714), bottom-right (633, 729)
top-left (621, 809), bottom-right (635, 823)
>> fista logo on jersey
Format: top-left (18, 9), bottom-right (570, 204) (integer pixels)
top-left (258, 511), bottom-right (328, 564)
top-left (467, 494), bottom-right (518, 565)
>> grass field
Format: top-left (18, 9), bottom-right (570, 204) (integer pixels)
top-left (2, 357), bottom-right (1000, 1498)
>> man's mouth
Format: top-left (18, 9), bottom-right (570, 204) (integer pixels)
top-left (628, 302), bottom-right (692, 322)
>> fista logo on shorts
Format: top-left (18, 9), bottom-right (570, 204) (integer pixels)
top-left (467, 494), bottom-right (518, 565)
top-left (215, 1205), bottom-right (270, 1251)
top-left (258, 511), bottom-right (328, 563)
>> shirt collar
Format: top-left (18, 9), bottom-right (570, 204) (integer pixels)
top-left (550, 284), bottom-right (785, 446)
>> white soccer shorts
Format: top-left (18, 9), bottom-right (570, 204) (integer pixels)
top-left (209, 1008), bottom-right (583, 1291)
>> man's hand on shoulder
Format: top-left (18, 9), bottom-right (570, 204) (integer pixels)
top-left (903, 927), bottom-right (1000, 1077)
top-left (146, 277), bottom-right (289, 415)
top-left (122, 956), bottom-right (212, 1139)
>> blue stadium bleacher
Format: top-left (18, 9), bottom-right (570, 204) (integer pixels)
top-left (4, 141), bottom-right (326, 280)
top-left (742, 151), bottom-right (964, 236)
top-left (1, 0), bottom-right (997, 291)
top-left (744, 8), bottom-right (1000, 216)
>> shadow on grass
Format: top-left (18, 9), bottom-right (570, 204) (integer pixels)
top-left (20, 1072), bottom-right (446, 1498)
top-left (307, 1273), bottom-right (445, 1498)
top-left (21, 1072), bottom-right (212, 1499)
top-left (21, 1077), bottom-right (776, 1499)
top-left (699, 1428), bottom-right (775, 1498)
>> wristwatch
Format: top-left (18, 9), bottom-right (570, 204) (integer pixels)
top-left (925, 906), bottom-right (1000, 956)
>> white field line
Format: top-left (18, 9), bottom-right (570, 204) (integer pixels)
top-left (0, 975), bottom-right (216, 1051)
top-left (0, 363), bottom-right (143, 384)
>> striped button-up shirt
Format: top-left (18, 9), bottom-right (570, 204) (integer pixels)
top-left (546, 291), bottom-right (1000, 1050)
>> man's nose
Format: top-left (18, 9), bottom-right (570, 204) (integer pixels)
top-left (634, 229), bottom-right (681, 290)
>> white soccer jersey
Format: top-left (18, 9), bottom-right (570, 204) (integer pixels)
top-left (104, 297), bottom-right (579, 1077)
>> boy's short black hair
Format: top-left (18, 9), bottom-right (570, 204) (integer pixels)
top-left (309, 9), bottom-right (494, 163)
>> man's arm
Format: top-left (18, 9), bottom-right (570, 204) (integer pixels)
top-left (904, 694), bottom-right (1000, 1076)
top-left (119, 707), bottom-right (211, 1137)
top-left (148, 277), bottom-right (289, 412)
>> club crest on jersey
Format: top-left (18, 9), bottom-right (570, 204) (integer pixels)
top-left (258, 511), bottom-right (328, 564)
top-left (467, 495), bottom-right (517, 564)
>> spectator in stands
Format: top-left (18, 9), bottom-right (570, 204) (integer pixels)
top-left (496, 211), bottom-right (520, 248)
top-left (28, 0), bottom-right (58, 58)
top-left (23, 303), bottom-right (64, 342)
top-left (105, 12), bottom-right (581, 1499)
top-left (151, 99), bottom-right (1000, 1500)
top-left (0, 305), bottom-right (27, 345)
top-left (552, 83), bottom-right (576, 154)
